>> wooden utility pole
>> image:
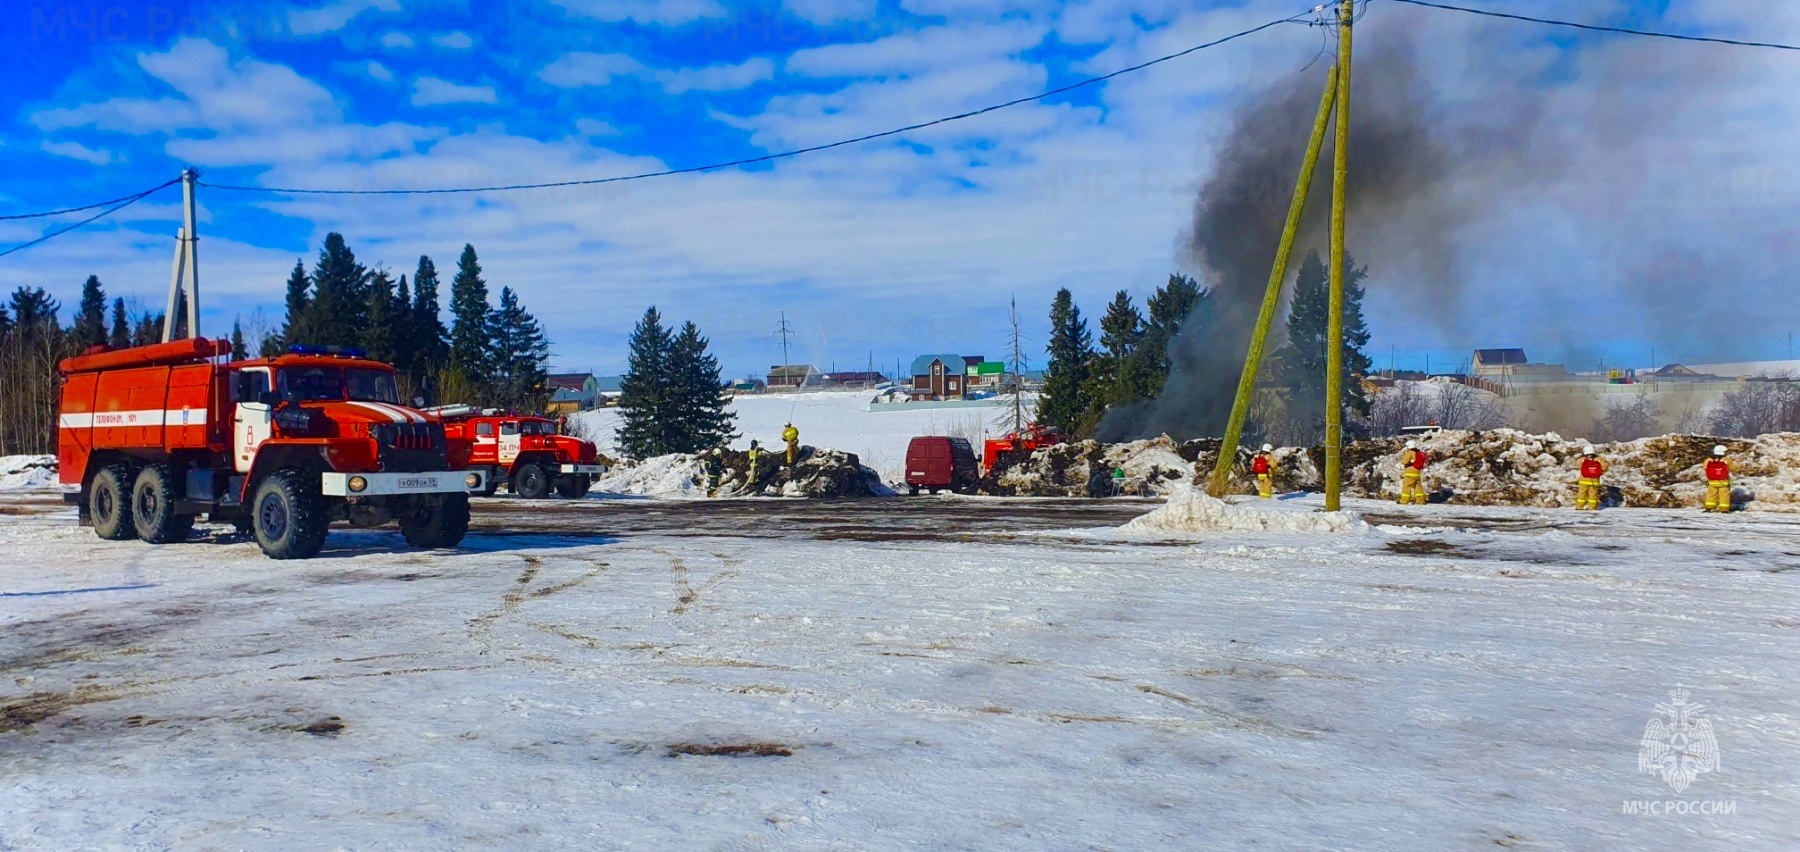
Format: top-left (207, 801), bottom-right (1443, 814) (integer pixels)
top-left (1206, 69), bottom-right (1339, 498)
top-left (1324, 0), bottom-right (1355, 512)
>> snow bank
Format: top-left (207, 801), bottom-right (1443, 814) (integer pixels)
top-left (988, 436), bottom-right (1316, 498)
top-left (592, 448), bottom-right (890, 499)
top-left (1343, 429), bottom-right (1800, 510)
top-left (1122, 486), bottom-right (1367, 535)
top-left (593, 454), bottom-right (709, 498)
top-left (0, 455), bottom-right (58, 490)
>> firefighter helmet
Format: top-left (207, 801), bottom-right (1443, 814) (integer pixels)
top-left (1583, 445), bottom-right (1596, 455)
top-left (1713, 445), bottom-right (1727, 456)
top-left (1405, 440), bottom-right (1418, 450)
top-left (1261, 443), bottom-right (1274, 453)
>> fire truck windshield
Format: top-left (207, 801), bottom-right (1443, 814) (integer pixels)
top-left (519, 421), bottom-right (552, 436)
top-left (278, 366), bottom-right (400, 403)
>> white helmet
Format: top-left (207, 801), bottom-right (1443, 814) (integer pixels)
top-left (1582, 445), bottom-right (1595, 455)
top-left (1713, 445), bottom-right (1727, 456)
top-left (1405, 440), bottom-right (1418, 450)
top-left (1261, 443), bottom-right (1274, 453)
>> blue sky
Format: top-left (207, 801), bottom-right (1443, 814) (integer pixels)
top-left (3, 0), bottom-right (1796, 379)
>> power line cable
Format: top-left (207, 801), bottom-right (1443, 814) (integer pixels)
top-left (197, 7), bottom-right (1317, 197)
top-left (1391, 0), bottom-right (1800, 51)
top-left (0, 179), bottom-right (175, 261)
top-left (0, 180), bottom-right (179, 221)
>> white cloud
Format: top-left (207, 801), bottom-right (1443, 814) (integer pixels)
top-left (411, 77), bottom-right (499, 106)
top-left (32, 39), bottom-right (339, 134)
top-left (40, 140), bottom-right (115, 165)
top-left (538, 52), bottom-right (647, 87)
top-left (431, 31), bottom-right (475, 49)
top-left (787, 21), bottom-right (1048, 78)
top-left (783, 0), bottom-right (878, 24)
top-left (547, 0), bottom-right (726, 26)
top-left (657, 58), bottom-right (775, 94)
top-left (286, 0), bottom-right (402, 36)
top-left (380, 31), bottom-right (415, 49)
top-left (575, 118), bottom-right (623, 137)
top-left (335, 59), bottom-right (396, 82)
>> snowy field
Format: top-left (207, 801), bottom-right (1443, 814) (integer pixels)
top-left (574, 391), bottom-right (1023, 481)
top-left (2, 488), bottom-right (1796, 848)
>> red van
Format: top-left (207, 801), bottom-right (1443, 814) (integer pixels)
top-left (904, 436), bottom-right (979, 495)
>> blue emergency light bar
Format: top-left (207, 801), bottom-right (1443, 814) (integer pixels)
top-left (289, 344), bottom-right (369, 358)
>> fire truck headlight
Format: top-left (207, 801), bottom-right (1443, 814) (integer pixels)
top-left (348, 476), bottom-right (368, 493)
top-left (465, 473), bottom-right (482, 489)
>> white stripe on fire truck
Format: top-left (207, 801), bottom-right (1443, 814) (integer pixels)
top-left (58, 409), bottom-right (210, 428)
top-left (344, 402), bottom-right (407, 423)
top-left (369, 402), bottom-right (424, 423)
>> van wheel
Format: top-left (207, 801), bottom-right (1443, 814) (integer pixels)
top-left (401, 493), bottom-right (470, 549)
top-left (514, 464), bottom-right (552, 499)
top-left (90, 464), bottom-right (137, 541)
top-left (555, 475), bottom-right (591, 499)
top-left (928, 487), bottom-right (940, 495)
top-left (132, 463), bottom-right (193, 543)
top-left (253, 469), bottom-right (328, 560)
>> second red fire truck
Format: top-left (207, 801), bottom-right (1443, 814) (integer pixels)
top-left (436, 409), bottom-right (605, 499)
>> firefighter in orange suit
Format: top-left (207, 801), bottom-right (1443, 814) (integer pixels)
top-left (1703, 445), bottom-right (1732, 513)
top-left (782, 422), bottom-right (800, 466)
top-left (1575, 445), bottom-right (1607, 510)
top-left (1251, 444), bottom-right (1277, 499)
top-left (1398, 440), bottom-right (1429, 505)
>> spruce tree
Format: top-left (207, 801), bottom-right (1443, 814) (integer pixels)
top-left (448, 244), bottom-right (492, 387)
top-left (108, 298), bottom-right (130, 349)
top-left (664, 321), bottom-right (736, 453)
top-left (392, 274), bottom-right (414, 375)
top-left (1274, 250), bottom-right (1374, 439)
top-left (280, 259), bottom-right (310, 346)
top-left (616, 307), bottom-right (674, 459)
top-left (230, 320), bottom-right (248, 361)
top-left (73, 275), bottom-right (107, 348)
top-left (411, 255), bottom-right (450, 370)
top-left (1130, 273), bottom-right (1209, 399)
top-left (488, 286), bottom-right (550, 411)
top-left (1098, 290), bottom-right (1143, 361)
top-left (305, 233), bottom-right (369, 348)
top-left (362, 269), bottom-right (402, 364)
top-left (1036, 288), bottom-right (1094, 436)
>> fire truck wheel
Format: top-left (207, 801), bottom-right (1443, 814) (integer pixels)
top-left (90, 464), bottom-right (137, 541)
top-left (401, 492), bottom-right (470, 549)
top-left (554, 474), bottom-right (591, 499)
top-left (514, 464), bottom-right (552, 499)
top-left (131, 464), bottom-right (194, 544)
top-left (253, 469), bottom-right (328, 560)
top-left (907, 485), bottom-right (920, 497)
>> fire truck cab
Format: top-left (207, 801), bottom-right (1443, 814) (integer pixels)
top-left (437, 410), bottom-right (604, 499)
top-left (58, 340), bottom-right (484, 560)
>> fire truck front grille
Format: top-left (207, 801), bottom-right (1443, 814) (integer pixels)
top-left (371, 423), bottom-right (448, 472)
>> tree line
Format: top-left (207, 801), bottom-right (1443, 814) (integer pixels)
top-left (1036, 249), bottom-right (1373, 444)
top-left (271, 236), bottom-right (550, 411)
top-left (0, 238), bottom-right (552, 456)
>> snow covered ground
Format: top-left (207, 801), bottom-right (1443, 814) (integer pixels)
top-left (2, 489), bottom-right (1795, 848)
top-left (574, 391), bottom-right (1024, 482)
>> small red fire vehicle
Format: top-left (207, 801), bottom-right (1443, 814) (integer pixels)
top-left (436, 409), bottom-right (605, 498)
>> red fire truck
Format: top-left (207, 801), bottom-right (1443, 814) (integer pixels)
top-left (436, 409), bottom-right (604, 499)
top-left (982, 423), bottom-right (1061, 473)
top-left (57, 340), bottom-right (484, 560)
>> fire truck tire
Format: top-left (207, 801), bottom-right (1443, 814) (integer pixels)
top-left (555, 475), bottom-right (591, 499)
top-left (252, 470), bottom-right (329, 560)
top-left (401, 492), bottom-right (470, 549)
top-left (480, 476), bottom-right (499, 497)
top-left (131, 464), bottom-right (193, 544)
top-left (90, 464), bottom-right (137, 541)
top-left (514, 464), bottom-right (552, 499)
top-left (907, 485), bottom-right (920, 497)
